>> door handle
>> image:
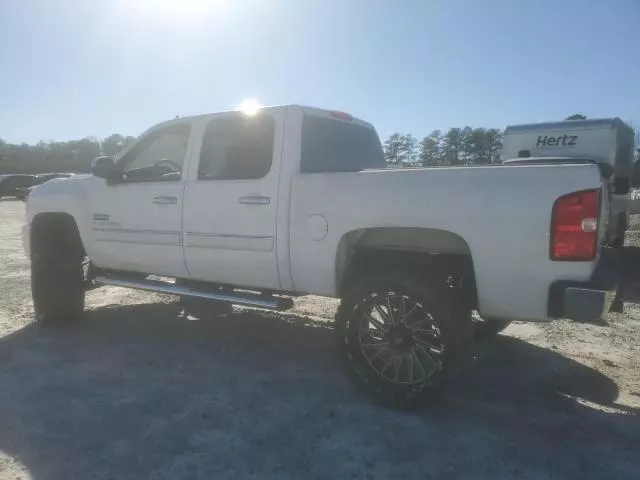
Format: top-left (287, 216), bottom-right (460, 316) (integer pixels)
top-left (238, 196), bottom-right (270, 205)
top-left (152, 196), bottom-right (178, 205)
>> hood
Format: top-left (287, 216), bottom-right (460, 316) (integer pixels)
top-left (27, 174), bottom-right (91, 199)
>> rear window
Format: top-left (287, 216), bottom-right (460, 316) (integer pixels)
top-left (301, 116), bottom-right (385, 173)
top-left (199, 115), bottom-right (275, 180)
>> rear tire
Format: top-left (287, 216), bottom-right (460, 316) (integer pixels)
top-left (31, 220), bottom-right (85, 326)
top-left (335, 270), bottom-right (471, 409)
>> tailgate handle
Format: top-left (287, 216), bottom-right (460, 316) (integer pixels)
top-left (238, 196), bottom-right (270, 205)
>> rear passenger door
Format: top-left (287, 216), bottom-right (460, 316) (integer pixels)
top-left (182, 111), bottom-right (284, 290)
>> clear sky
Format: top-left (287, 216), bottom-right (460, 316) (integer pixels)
top-left (0, 0), bottom-right (638, 144)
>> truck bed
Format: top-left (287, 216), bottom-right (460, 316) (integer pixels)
top-left (290, 164), bottom-right (606, 321)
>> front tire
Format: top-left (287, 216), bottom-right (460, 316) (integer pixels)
top-left (31, 236), bottom-right (85, 326)
top-left (335, 271), bottom-right (470, 409)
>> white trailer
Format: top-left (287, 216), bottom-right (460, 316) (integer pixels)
top-left (502, 118), bottom-right (636, 247)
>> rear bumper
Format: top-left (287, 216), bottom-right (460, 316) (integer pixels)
top-left (548, 247), bottom-right (620, 322)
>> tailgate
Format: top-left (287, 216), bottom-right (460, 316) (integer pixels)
top-left (505, 157), bottom-right (612, 251)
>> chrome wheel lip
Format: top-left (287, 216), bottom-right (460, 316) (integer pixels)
top-left (357, 291), bottom-right (444, 385)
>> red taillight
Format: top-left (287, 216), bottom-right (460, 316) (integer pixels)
top-left (551, 189), bottom-right (600, 261)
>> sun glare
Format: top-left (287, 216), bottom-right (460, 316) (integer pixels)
top-left (238, 99), bottom-right (261, 116)
top-left (133, 0), bottom-right (223, 16)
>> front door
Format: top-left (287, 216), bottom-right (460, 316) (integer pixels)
top-left (182, 111), bottom-right (283, 290)
top-left (86, 122), bottom-right (193, 278)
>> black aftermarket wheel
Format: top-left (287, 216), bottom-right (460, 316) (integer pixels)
top-left (336, 272), bottom-right (466, 409)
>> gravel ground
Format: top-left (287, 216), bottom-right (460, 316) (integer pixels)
top-left (1, 199), bottom-right (639, 480)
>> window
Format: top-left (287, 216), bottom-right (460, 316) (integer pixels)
top-left (198, 115), bottom-right (275, 180)
top-left (301, 116), bottom-right (385, 173)
top-left (118, 124), bottom-right (190, 182)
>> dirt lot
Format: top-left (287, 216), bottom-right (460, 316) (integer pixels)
top-left (1, 199), bottom-right (640, 479)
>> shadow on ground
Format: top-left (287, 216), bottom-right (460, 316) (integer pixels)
top-left (0, 303), bottom-right (638, 479)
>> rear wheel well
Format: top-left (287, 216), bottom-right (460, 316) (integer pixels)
top-left (31, 213), bottom-right (85, 259)
top-left (336, 227), bottom-right (477, 309)
top-left (339, 249), bottom-right (477, 310)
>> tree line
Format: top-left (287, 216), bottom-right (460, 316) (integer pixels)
top-left (0, 134), bottom-right (135, 174)
top-left (1, 113), bottom-right (637, 174)
top-left (2, 128), bottom-right (506, 173)
top-left (382, 114), bottom-right (638, 167)
top-left (383, 127), bottom-right (504, 166)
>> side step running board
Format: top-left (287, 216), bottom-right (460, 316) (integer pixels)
top-left (94, 276), bottom-right (294, 311)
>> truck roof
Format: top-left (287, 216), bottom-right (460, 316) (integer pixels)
top-left (505, 117), bottom-right (630, 134)
top-left (150, 105), bottom-right (374, 135)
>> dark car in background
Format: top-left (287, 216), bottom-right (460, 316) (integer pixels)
top-left (0, 173), bottom-right (74, 200)
top-left (0, 174), bottom-right (39, 199)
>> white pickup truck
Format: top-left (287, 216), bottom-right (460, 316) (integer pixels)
top-left (23, 105), bottom-right (620, 408)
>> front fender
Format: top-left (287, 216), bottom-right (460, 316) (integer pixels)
top-left (26, 175), bottom-right (92, 248)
